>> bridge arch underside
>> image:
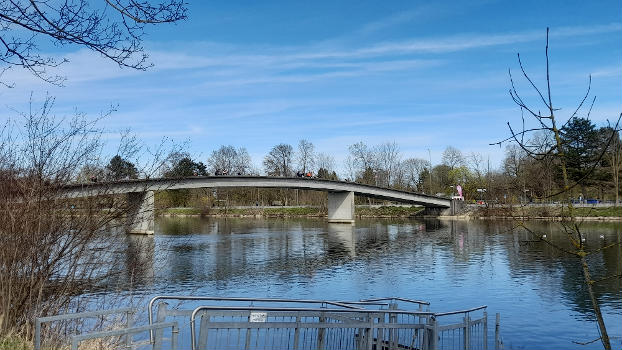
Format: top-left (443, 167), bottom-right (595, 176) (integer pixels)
top-left (64, 177), bottom-right (452, 233)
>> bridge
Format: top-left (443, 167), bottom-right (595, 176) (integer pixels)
top-left (62, 176), bottom-right (457, 234)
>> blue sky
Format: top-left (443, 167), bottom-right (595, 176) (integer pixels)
top-left (1, 0), bottom-right (620, 174)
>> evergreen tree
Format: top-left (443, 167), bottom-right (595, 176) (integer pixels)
top-left (560, 117), bottom-right (599, 186)
top-left (106, 155), bottom-right (138, 180)
top-left (317, 167), bottom-right (338, 180)
top-left (163, 157), bottom-right (208, 178)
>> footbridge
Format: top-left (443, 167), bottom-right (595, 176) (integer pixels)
top-left (63, 176), bottom-right (457, 234)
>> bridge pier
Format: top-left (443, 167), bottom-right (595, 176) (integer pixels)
top-left (450, 199), bottom-right (465, 215)
top-left (423, 199), bottom-right (465, 216)
top-left (327, 191), bottom-right (355, 224)
top-left (126, 191), bottom-right (155, 234)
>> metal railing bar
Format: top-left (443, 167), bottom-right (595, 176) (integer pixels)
top-left (37, 307), bottom-right (135, 323)
top-left (434, 305), bottom-right (487, 317)
top-left (155, 308), bottom-right (380, 319)
top-left (469, 318), bottom-right (485, 326)
top-left (337, 301), bottom-right (391, 307)
top-left (438, 323), bottom-right (467, 331)
top-left (190, 306), bottom-right (435, 315)
top-left (359, 297), bottom-right (431, 306)
top-left (196, 322), bottom-right (428, 330)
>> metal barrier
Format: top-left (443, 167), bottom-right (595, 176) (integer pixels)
top-left (70, 322), bottom-right (178, 350)
top-left (189, 306), bottom-right (435, 350)
top-left (147, 296), bottom-right (366, 344)
top-left (434, 306), bottom-right (489, 350)
top-left (35, 307), bottom-right (136, 350)
top-left (35, 296), bottom-right (502, 350)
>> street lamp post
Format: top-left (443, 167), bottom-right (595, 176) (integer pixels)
top-left (477, 188), bottom-right (487, 204)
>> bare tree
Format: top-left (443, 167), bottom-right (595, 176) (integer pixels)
top-left (344, 155), bottom-right (357, 181)
top-left (492, 28), bottom-right (621, 350)
top-left (377, 141), bottom-right (401, 187)
top-left (296, 139), bottom-right (315, 173)
top-left (348, 141), bottom-right (378, 185)
top-left (0, 97), bottom-right (168, 339)
top-left (76, 164), bottom-right (106, 182)
top-left (348, 141), bottom-right (376, 172)
top-left (0, 0), bottom-right (187, 86)
top-left (234, 148), bottom-right (252, 175)
top-left (468, 152), bottom-right (485, 179)
top-left (441, 146), bottom-right (465, 170)
top-left (503, 144), bottom-right (527, 201)
top-left (263, 143), bottom-right (294, 176)
top-left (315, 152), bottom-right (335, 173)
top-left (400, 158), bottom-right (430, 191)
top-left (208, 145), bottom-right (252, 175)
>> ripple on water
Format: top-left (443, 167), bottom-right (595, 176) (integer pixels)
top-left (107, 217), bottom-right (622, 349)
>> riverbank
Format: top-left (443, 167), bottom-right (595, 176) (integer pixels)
top-left (465, 205), bottom-right (621, 221)
top-left (159, 205), bottom-right (425, 218)
top-left (159, 204), bottom-right (621, 221)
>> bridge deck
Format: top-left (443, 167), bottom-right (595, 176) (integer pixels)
top-left (63, 176), bottom-right (451, 208)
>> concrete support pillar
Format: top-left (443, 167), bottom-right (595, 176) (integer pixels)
top-left (126, 191), bottom-right (155, 234)
top-left (327, 191), bottom-right (355, 224)
top-left (450, 199), bottom-right (465, 215)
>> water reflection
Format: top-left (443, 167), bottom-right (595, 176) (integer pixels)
top-left (108, 217), bottom-right (622, 349)
top-left (124, 234), bottom-right (155, 284)
top-left (327, 223), bottom-right (355, 256)
top-left (150, 218), bottom-right (622, 303)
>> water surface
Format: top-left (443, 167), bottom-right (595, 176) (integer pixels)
top-left (117, 217), bottom-right (622, 349)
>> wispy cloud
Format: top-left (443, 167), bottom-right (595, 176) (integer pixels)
top-left (356, 6), bottom-right (438, 35)
top-left (324, 23), bottom-right (622, 59)
top-left (591, 66), bottom-right (622, 78)
top-left (3, 22), bottom-right (616, 90)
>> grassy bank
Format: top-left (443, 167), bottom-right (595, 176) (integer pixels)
top-left (472, 205), bottom-right (621, 219)
top-left (160, 205), bottom-right (425, 218)
top-left (159, 206), bottom-right (325, 217)
top-left (158, 205), bottom-right (620, 220)
top-left (0, 335), bottom-right (30, 350)
top-left (355, 206), bottom-right (424, 217)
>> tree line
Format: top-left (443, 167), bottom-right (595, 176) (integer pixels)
top-left (81, 118), bottom-right (621, 207)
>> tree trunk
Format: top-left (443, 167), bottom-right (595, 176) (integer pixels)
top-left (552, 118), bottom-right (612, 350)
top-left (581, 256), bottom-right (611, 350)
top-left (614, 157), bottom-right (619, 207)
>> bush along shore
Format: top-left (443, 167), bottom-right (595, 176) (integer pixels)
top-left (159, 205), bottom-right (426, 218)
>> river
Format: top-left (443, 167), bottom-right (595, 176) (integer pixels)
top-left (113, 217), bottom-right (621, 349)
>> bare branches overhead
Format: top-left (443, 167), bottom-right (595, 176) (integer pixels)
top-left (493, 27), bottom-right (621, 350)
top-left (0, 0), bottom-right (187, 85)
